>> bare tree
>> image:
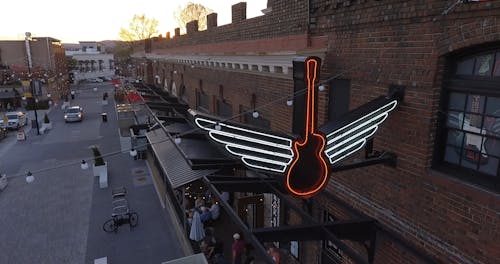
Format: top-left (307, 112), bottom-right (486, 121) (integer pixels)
top-left (119, 14), bottom-right (159, 41)
top-left (174, 2), bottom-right (213, 33)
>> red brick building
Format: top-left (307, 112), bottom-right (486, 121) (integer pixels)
top-left (133, 1), bottom-right (499, 263)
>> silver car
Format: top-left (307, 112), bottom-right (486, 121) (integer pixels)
top-left (64, 106), bottom-right (83, 122)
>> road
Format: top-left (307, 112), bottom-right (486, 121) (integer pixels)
top-left (0, 82), bottom-right (187, 263)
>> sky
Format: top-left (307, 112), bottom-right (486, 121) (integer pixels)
top-left (1, 0), bottom-right (268, 43)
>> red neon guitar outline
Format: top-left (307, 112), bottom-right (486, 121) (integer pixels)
top-left (285, 58), bottom-right (330, 197)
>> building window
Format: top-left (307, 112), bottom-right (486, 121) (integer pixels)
top-left (436, 48), bottom-right (500, 191)
top-left (327, 79), bottom-right (350, 121)
top-left (217, 100), bottom-right (232, 118)
top-left (322, 211), bottom-right (343, 263)
top-left (198, 91), bottom-right (209, 113)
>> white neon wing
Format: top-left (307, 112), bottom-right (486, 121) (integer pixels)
top-left (194, 117), bottom-right (294, 173)
top-left (324, 100), bottom-right (398, 165)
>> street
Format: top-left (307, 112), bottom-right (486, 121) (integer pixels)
top-left (0, 82), bottom-right (187, 263)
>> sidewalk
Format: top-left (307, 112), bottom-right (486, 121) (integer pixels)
top-left (83, 85), bottom-right (188, 264)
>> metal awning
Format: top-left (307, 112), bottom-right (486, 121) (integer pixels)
top-left (146, 129), bottom-right (217, 188)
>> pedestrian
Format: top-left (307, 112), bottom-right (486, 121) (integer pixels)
top-left (266, 245), bottom-right (280, 263)
top-left (231, 233), bottom-right (246, 264)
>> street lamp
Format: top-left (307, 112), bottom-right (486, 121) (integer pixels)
top-left (25, 32), bottom-right (40, 135)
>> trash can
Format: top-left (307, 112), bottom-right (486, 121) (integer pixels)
top-left (101, 113), bottom-right (107, 122)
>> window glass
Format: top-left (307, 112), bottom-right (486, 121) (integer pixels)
top-left (466, 95), bottom-right (485, 114)
top-left (479, 156), bottom-right (499, 176)
top-left (485, 96), bottom-right (500, 116)
top-left (448, 92), bottom-right (466, 110)
top-left (456, 57), bottom-right (475, 75)
top-left (474, 54), bottom-right (494, 76)
top-left (444, 146), bottom-right (460, 165)
top-left (484, 137), bottom-right (500, 157)
top-left (447, 111), bottom-right (464, 129)
top-left (493, 52), bottom-right (500, 76)
top-left (447, 130), bottom-right (464, 146)
top-left (463, 113), bottom-right (483, 131)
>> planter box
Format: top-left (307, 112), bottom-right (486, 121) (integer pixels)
top-left (92, 162), bottom-right (108, 189)
top-left (40, 122), bottom-right (52, 134)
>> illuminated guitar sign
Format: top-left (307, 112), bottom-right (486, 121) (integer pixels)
top-left (191, 56), bottom-right (402, 198)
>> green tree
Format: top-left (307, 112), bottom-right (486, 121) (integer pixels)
top-left (174, 2), bottom-right (213, 33)
top-left (66, 56), bottom-right (78, 71)
top-left (119, 14), bottom-right (159, 41)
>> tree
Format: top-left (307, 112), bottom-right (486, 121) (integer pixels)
top-left (119, 14), bottom-right (159, 41)
top-left (174, 2), bottom-right (213, 33)
top-left (66, 56), bottom-right (77, 71)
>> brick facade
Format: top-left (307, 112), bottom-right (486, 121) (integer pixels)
top-left (134, 1), bottom-right (500, 263)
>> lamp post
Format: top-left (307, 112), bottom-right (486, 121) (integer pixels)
top-left (25, 32), bottom-right (40, 135)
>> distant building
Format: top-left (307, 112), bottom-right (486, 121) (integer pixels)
top-left (0, 36), bottom-right (69, 107)
top-left (65, 41), bottom-right (115, 83)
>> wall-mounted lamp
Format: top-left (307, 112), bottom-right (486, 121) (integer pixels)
top-left (174, 137), bottom-right (182, 144)
top-left (252, 111), bottom-right (260, 118)
top-left (286, 99), bottom-right (293, 106)
top-left (318, 84), bottom-right (325, 92)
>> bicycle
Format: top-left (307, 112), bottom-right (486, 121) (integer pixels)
top-left (102, 206), bottom-right (139, 233)
top-left (102, 186), bottom-right (139, 233)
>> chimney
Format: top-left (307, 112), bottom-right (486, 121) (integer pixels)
top-left (207, 13), bottom-right (218, 29)
top-left (231, 2), bottom-right (247, 23)
top-left (186, 20), bottom-right (199, 34)
top-left (145, 38), bottom-right (152, 53)
top-left (166, 32), bottom-right (171, 39)
top-left (174, 28), bottom-right (180, 37)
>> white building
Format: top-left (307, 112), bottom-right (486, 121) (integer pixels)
top-left (65, 41), bottom-right (115, 83)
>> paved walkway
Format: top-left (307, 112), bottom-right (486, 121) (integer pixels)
top-left (0, 83), bottom-right (188, 264)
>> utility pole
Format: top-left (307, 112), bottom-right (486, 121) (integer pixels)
top-left (25, 32), bottom-right (40, 135)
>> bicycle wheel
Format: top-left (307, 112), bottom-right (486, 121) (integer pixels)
top-left (103, 219), bottom-right (117, 233)
top-left (129, 212), bottom-right (139, 228)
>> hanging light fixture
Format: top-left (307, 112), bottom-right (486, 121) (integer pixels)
top-left (25, 171), bottom-right (35, 183)
top-left (81, 160), bottom-right (89, 170)
top-left (215, 123), bottom-right (222, 131)
top-left (129, 148), bottom-right (138, 157)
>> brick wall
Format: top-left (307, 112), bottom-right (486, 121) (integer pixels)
top-left (145, 1), bottom-right (308, 53)
top-left (310, 0), bottom-right (500, 263)
top-left (137, 1), bottom-right (500, 263)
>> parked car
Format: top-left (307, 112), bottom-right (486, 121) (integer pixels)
top-left (88, 78), bottom-right (103, 83)
top-left (0, 112), bottom-right (28, 130)
top-left (64, 106), bottom-right (83, 122)
top-left (0, 127), bottom-right (7, 141)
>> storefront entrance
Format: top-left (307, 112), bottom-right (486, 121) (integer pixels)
top-left (237, 195), bottom-right (264, 229)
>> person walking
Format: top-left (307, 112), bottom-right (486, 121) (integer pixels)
top-left (231, 233), bottom-right (246, 264)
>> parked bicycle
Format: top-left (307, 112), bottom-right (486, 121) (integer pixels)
top-left (102, 186), bottom-right (139, 233)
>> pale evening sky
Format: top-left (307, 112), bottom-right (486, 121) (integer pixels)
top-left (1, 0), bottom-right (268, 43)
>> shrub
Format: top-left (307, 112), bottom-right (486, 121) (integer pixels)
top-left (91, 146), bottom-right (105, 166)
top-left (43, 113), bottom-right (50, 123)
